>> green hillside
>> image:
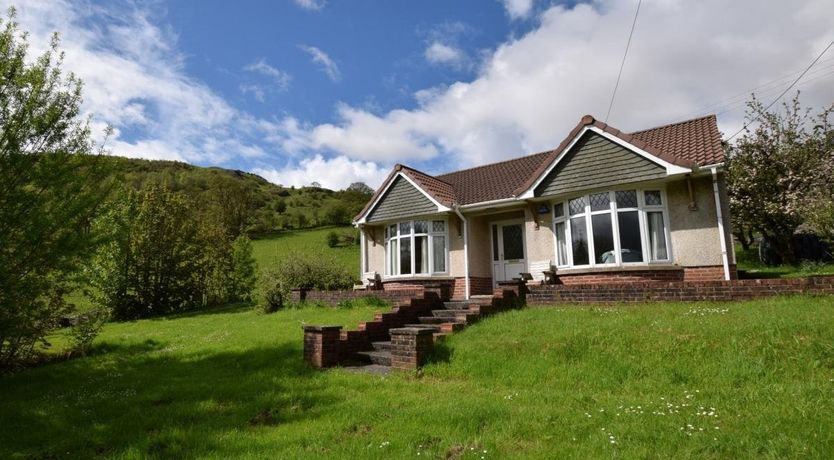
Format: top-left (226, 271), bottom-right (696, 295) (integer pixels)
top-left (98, 156), bottom-right (373, 235)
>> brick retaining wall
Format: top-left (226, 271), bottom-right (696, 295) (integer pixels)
top-left (527, 275), bottom-right (834, 304)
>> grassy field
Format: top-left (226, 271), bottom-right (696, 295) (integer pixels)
top-left (735, 246), bottom-right (834, 279)
top-left (251, 226), bottom-right (359, 276)
top-left (3, 295), bottom-right (834, 458)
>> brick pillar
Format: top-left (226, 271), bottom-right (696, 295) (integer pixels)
top-left (303, 325), bottom-right (343, 368)
top-left (389, 327), bottom-right (435, 369)
top-left (496, 280), bottom-right (527, 306)
top-left (422, 282), bottom-right (449, 306)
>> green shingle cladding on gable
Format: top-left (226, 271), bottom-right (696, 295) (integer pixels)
top-left (534, 131), bottom-right (667, 197)
top-left (367, 176), bottom-right (438, 223)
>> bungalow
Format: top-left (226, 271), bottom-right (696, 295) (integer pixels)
top-left (353, 114), bottom-right (735, 300)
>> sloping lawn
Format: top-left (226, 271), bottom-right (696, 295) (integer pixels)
top-left (252, 226), bottom-right (359, 275)
top-left (2, 296), bottom-right (834, 458)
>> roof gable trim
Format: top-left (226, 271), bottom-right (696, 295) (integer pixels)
top-left (519, 126), bottom-right (692, 199)
top-left (355, 171), bottom-right (451, 224)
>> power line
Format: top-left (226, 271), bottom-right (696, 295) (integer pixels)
top-left (604, 0), bottom-right (642, 123)
top-left (726, 38), bottom-right (834, 142)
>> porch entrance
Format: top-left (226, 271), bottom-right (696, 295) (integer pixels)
top-left (491, 220), bottom-right (526, 285)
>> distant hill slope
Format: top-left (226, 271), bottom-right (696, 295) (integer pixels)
top-left (99, 156), bottom-right (372, 235)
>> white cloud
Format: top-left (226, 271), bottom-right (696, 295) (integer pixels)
top-left (6, 0), bottom-right (284, 167)
top-left (278, 0), bottom-right (834, 171)
top-left (299, 45), bottom-right (341, 82)
top-left (500, 0), bottom-right (535, 20)
top-left (425, 41), bottom-right (466, 67)
top-left (293, 0), bottom-right (326, 11)
top-left (239, 84), bottom-right (266, 102)
top-left (254, 155), bottom-right (389, 190)
top-left (244, 58), bottom-right (292, 91)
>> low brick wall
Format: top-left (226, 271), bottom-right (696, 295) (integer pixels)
top-left (527, 275), bottom-right (834, 304)
top-left (553, 265), bottom-right (738, 285)
top-left (291, 288), bottom-right (423, 306)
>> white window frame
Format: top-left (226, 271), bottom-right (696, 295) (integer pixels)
top-left (384, 218), bottom-right (449, 278)
top-left (552, 187), bottom-right (673, 269)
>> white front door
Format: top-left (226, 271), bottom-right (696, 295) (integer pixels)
top-left (491, 220), bottom-right (527, 285)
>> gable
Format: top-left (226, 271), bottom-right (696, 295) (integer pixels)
top-left (367, 176), bottom-right (437, 223)
top-left (534, 131), bottom-right (666, 197)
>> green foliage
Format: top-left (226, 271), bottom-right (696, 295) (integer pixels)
top-left (67, 308), bottom-right (109, 357)
top-left (259, 249), bottom-right (356, 311)
top-left (96, 156), bottom-right (373, 236)
top-left (229, 236), bottom-right (257, 302)
top-left (258, 270), bottom-right (288, 313)
top-left (0, 10), bottom-right (110, 367)
top-left (326, 231), bottom-right (339, 248)
top-left (727, 93), bottom-right (834, 263)
top-left (88, 186), bottom-right (258, 320)
top-left (88, 186), bottom-right (204, 319)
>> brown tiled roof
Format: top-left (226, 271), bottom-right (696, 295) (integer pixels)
top-left (355, 114), bottom-right (724, 221)
top-left (399, 165), bottom-right (457, 207)
top-left (630, 114), bottom-right (725, 166)
top-left (436, 151), bottom-right (551, 205)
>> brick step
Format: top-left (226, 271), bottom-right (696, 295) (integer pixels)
top-left (404, 324), bottom-right (442, 332)
top-left (355, 350), bottom-right (392, 366)
top-left (371, 341), bottom-right (391, 352)
top-left (442, 300), bottom-right (491, 310)
top-left (440, 322), bottom-right (466, 333)
top-left (416, 316), bottom-right (446, 324)
top-left (431, 309), bottom-right (472, 318)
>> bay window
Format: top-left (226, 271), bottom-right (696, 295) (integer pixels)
top-left (553, 188), bottom-right (671, 268)
top-left (384, 219), bottom-right (448, 276)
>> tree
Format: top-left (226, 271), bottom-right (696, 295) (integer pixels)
top-left (0, 10), bottom-right (110, 366)
top-left (346, 182), bottom-right (373, 194)
top-left (727, 93), bottom-right (833, 264)
top-left (323, 203), bottom-right (349, 225)
top-left (89, 186), bottom-right (204, 319)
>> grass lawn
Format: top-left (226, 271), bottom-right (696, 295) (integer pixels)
top-left (3, 295), bottom-right (834, 458)
top-left (736, 246), bottom-right (834, 279)
top-left (252, 226), bottom-right (359, 276)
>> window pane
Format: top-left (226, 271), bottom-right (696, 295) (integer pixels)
top-left (432, 220), bottom-right (445, 233)
top-left (617, 211), bottom-right (644, 262)
top-left (570, 217), bottom-right (589, 265)
top-left (388, 239), bottom-right (397, 275)
top-left (415, 235), bottom-right (428, 273)
top-left (555, 221), bottom-right (567, 266)
top-left (554, 202), bottom-right (564, 218)
top-left (414, 221), bottom-right (428, 234)
top-left (389, 224), bottom-right (397, 237)
top-left (648, 212), bottom-right (668, 260)
top-left (492, 224), bottom-right (499, 261)
top-left (645, 190), bottom-right (662, 206)
top-left (616, 190), bottom-right (638, 208)
top-left (433, 235), bottom-right (446, 272)
top-left (569, 196), bottom-right (586, 215)
top-left (589, 192), bottom-right (609, 211)
top-left (399, 221), bottom-right (412, 234)
top-left (592, 214), bottom-right (615, 264)
top-left (399, 238), bottom-right (412, 274)
top-left (502, 224), bottom-right (525, 260)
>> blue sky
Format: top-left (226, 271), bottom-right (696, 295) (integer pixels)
top-left (8, 0), bottom-right (834, 189)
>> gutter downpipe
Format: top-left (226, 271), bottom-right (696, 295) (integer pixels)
top-left (453, 206), bottom-right (471, 300)
top-left (711, 168), bottom-right (731, 281)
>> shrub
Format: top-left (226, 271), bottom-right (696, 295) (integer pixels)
top-left (326, 231), bottom-right (340, 248)
top-left (259, 249), bottom-right (355, 310)
top-left (259, 270), bottom-right (287, 313)
top-left (68, 308), bottom-right (110, 357)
